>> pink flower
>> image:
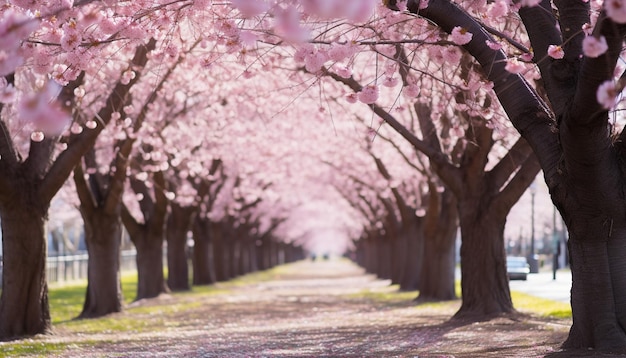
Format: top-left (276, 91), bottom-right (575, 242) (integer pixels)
top-left (606, 0), bottom-right (626, 23)
top-left (520, 52), bottom-right (534, 62)
top-left (345, 93), bottom-right (358, 103)
top-left (442, 46), bottom-right (462, 65)
top-left (597, 80), bottom-right (619, 109)
top-left (504, 58), bottom-right (526, 74)
top-left (335, 65), bottom-right (352, 78)
top-left (485, 40), bottom-right (502, 50)
top-left (231, 0), bottom-right (269, 18)
top-left (239, 31), bottom-right (258, 47)
top-left (450, 26), bottom-right (472, 45)
top-left (520, 0), bottom-right (541, 6)
top-left (304, 50), bottom-right (327, 73)
top-left (328, 43), bottom-right (355, 62)
top-left (419, 0), bottom-right (429, 9)
top-left (120, 70), bottom-right (136, 85)
top-left (547, 45), bottom-right (565, 59)
top-left (403, 84), bottom-right (420, 98)
top-left (274, 6), bottom-right (310, 42)
top-left (0, 78), bottom-right (16, 103)
top-left (382, 76), bottom-right (399, 87)
top-left (18, 81), bottom-right (70, 136)
top-left (30, 131), bottom-right (45, 142)
top-left (582, 36), bottom-right (608, 58)
top-left (358, 85), bottom-right (379, 104)
top-left (488, 0), bottom-right (509, 17)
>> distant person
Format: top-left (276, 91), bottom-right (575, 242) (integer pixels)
top-left (310, 253), bottom-right (317, 261)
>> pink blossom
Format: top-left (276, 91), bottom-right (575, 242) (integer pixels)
top-left (597, 80), bottom-right (619, 109)
top-left (403, 84), bottom-right (420, 98)
top-left (450, 26), bottom-right (472, 45)
top-left (18, 81), bottom-right (70, 136)
top-left (582, 35), bottom-right (608, 58)
top-left (85, 120), bottom-right (98, 129)
top-left (0, 10), bottom-right (39, 51)
top-left (547, 45), bottom-right (565, 59)
top-left (345, 93), bottom-right (358, 103)
top-left (419, 0), bottom-right (429, 9)
top-left (0, 78), bottom-right (16, 104)
top-left (231, 0), bottom-right (269, 18)
top-left (335, 65), bottom-right (352, 78)
top-left (485, 40), bottom-right (502, 50)
top-left (239, 31), bottom-right (258, 47)
top-left (442, 46), bottom-right (462, 65)
top-left (520, 0), bottom-right (541, 6)
top-left (70, 123), bottom-right (83, 134)
top-left (520, 52), bottom-right (534, 62)
top-left (304, 50), bottom-right (327, 73)
top-left (274, 6), bottom-right (310, 42)
top-left (30, 131), bottom-right (45, 142)
top-left (606, 0), bottom-right (626, 23)
top-left (488, 0), bottom-right (509, 17)
top-left (302, 0), bottom-right (376, 22)
top-left (504, 58), bottom-right (526, 74)
top-left (120, 70), bottom-right (136, 85)
top-left (61, 21), bottom-right (81, 51)
top-left (328, 43), bottom-right (356, 62)
top-left (358, 85), bottom-right (379, 104)
top-left (382, 76), bottom-right (399, 87)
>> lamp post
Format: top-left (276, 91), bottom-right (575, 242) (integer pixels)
top-left (528, 181), bottom-right (538, 273)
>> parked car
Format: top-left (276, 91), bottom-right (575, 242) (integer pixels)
top-left (506, 256), bottom-right (530, 281)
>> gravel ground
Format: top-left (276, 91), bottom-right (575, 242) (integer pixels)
top-left (5, 259), bottom-right (586, 357)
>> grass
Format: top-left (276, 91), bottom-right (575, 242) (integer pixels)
top-left (511, 291), bottom-right (572, 318)
top-left (349, 280), bottom-right (572, 319)
top-left (49, 272), bottom-right (138, 324)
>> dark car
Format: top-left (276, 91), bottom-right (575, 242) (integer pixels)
top-left (506, 256), bottom-right (530, 281)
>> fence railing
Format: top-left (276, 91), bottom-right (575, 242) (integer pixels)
top-left (46, 250), bottom-right (137, 284)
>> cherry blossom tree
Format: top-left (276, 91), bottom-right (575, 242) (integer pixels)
top-left (383, 0), bottom-right (626, 351)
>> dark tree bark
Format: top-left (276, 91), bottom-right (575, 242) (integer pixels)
top-left (0, 199), bottom-right (50, 339)
top-left (166, 203), bottom-right (195, 291)
top-left (77, 207), bottom-right (123, 318)
top-left (415, 185), bottom-right (458, 301)
top-left (122, 171), bottom-right (169, 300)
top-left (191, 216), bottom-right (216, 285)
top-left (210, 221), bottom-right (228, 281)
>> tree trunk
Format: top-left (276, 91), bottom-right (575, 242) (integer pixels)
top-left (166, 204), bottom-right (194, 292)
top-left (79, 210), bottom-right (123, 318)
top-left (211, 222), bottom-right (227, 281)
top-left (399, 223), bottom-right (423, 291)
top-left (0, 207), bottom-right (50, 339)
top-left (133, 232), bottom-right (168, 300)
top-left (229, 238), bottom-right (240, 277)
top-left (417, 224), bottom-right (456, 301)
top-left (455, 206), bottom-right (512, 318)
top-left (390, 236), bottom-right (407, 285)
top-left (191, 218), bottom-right (216, 285)
top-left (562, 237), bottom-right (626, 350)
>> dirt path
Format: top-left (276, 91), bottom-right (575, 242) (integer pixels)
top-left (18, 259), bottom-right (586, 357)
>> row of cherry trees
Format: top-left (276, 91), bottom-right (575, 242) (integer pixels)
top-left (0, 0), bottom-right (536, 340)
top-left (4, 0), bottom-right (626, 352)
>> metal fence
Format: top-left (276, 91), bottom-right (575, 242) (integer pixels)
top-left (46, 250), bottom-right (137, 284)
